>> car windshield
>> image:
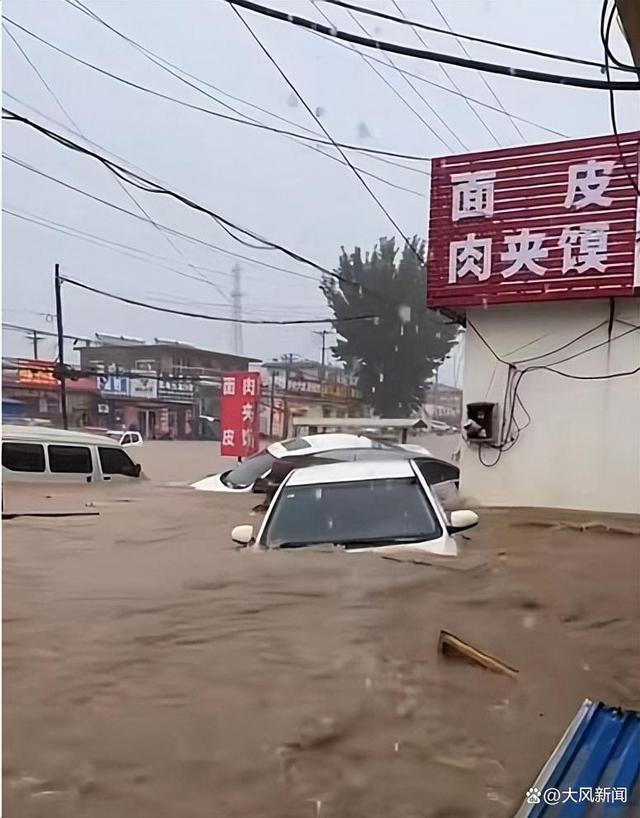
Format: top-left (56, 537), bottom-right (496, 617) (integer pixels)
top-left (262, 476), bottom-right (442, 548)
top-left (221, 450), bottom-right (276, 488)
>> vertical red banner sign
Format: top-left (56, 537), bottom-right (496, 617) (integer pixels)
top-left (220, 371), bottom-right (262, 457)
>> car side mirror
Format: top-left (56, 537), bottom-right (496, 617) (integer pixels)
top-left (252, 477), bottom-right (269, 495)
top-left (231, 524), bottom-right (255, 545)
top-left (447, 509), bottom-right (478, 534)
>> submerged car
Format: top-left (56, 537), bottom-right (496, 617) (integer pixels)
top-left (231, 459), bottom-right (477, 556)
top-left (191, 433), bottom-right (431, 493)
top-left (253, 448), bottom-right (459, 506)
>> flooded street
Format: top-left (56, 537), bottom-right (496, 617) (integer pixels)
top-left (3, 443), bottom-right (640, 818)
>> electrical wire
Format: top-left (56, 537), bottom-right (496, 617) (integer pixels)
top-left (320, 0), bottom-right (636, 72)
top-left (468, 319), bottom-right (640, 466)
top-left (4, 108), bottom-right (396, 304)
top-left (59, 275), bottom-right (379, 325)
top-left (427, 0), bottom-right (525, 141)
top-left (3, 153), bottom-right (324, 285)
top-left (601, 0), bottom-right (640, 196)
top-left (3, 208), bottom-right (243, 288)
top-left (388, 0), bottom-right (501, 147)
top-left (323, 2), bottom-right (465, 152)
top-left (4, 24), bottom-right (232, 300)
top-left (229, 2), bottom-right (424, 264)
top-left (307, 26), bottom-right (570, 138)
top-left (63, 0), bottom-right (427, 181)
top-left (224, 0), bottom-right (640, 90)
top-left (2, 24), bottom-right (82, 134)
top-left (599, 0), bottom-right (637, 71)
top-left (3, 16), bottom-right (434, 164)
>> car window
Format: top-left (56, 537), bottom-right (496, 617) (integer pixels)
top-left (99, 447), bottom-right (139, 477)
top-left (262, 477), bottom-right (442, 548)
top-left (417, 460), bottom-right (459, 486)
top-left (279, 438), bottom-right (312, 452)
top-left (222, 451), bottom-right (276, 488)
top-left (312, 448), bottom-right (364, 462)
top-left (48, 445), bottom-right (93, 474)
top-left (121, 433), bottom-right (132, 446)
top-left (2, 442), bottom-right (46, 472)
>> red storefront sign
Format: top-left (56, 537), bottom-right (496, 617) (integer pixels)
top-left (220, 371), bottom-right (261, 457)
top-left (16, 359), bottom-right (98, 392)
top-left (427, 131), bottom-right (640, 309)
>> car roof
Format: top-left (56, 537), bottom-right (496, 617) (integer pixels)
top-left (286, 458), bottom-right (415, 486)
top-left (267, 433), bottom-right (376, 458)
top-left (2, 424), bottom-right (122, 448)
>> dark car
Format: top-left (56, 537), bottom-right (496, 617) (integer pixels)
top-left (253, 445), bottom-right (459, 505)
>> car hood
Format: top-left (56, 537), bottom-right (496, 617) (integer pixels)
top-left (191, 472), bottom-right (253, 493)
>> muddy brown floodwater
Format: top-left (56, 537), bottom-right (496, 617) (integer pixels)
top-left (3, 442), bottom-right (640, 818)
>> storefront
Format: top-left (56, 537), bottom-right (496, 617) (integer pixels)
top-left (2, 359), bottom-right (99, 427)
top-left (97, 371), bottom-right (197, 439)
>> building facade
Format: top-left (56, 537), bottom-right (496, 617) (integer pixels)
top-left (79, 341), bottom-right (258, 439)
top-left (426, 131), bottom-right (640, 514)
top-left (2, 358), bottom-right (99, 427)
top-left (259, 358), bottom-right (365, 438)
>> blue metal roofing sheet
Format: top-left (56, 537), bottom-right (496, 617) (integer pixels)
top-left (514, 699), bottom-right (639, 818)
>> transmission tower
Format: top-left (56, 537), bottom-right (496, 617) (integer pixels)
top-left (231, 264), bottom-right (244, 355)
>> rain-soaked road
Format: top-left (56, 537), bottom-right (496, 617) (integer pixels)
top-left (3, 442), bottom-right (639, 817)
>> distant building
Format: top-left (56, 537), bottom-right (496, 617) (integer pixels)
top-left (259, 358), bottom-right (365, 437)
top-left (423, 384), bottom-right (462, 427)
top-left (80, 341), bottom-right (259, 439)
top-left (2, 358), bottom-right (99, 427)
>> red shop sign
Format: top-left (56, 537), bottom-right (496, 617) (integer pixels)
top-left (426, 131), bottom-right (640, 309)
top-left (220, 371), bottom-right (262, 458)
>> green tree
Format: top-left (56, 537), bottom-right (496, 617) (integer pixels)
top-left (321, 237), bottom-right (458, 417)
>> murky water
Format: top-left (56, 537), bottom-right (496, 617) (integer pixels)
top-left (3, 445), bottom-right (639, 817)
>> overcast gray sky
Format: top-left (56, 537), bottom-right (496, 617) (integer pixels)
top-left (2, 0), bottom-right (637, 383)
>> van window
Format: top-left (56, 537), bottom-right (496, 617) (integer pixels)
top-left (48, 445), bottom-right (93, 474)
top-left (2, 442), bottom-right (46, 472)
top-left (99, 447), bottom-right (139, 477)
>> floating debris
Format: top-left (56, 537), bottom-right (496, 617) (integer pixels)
top-left (438, 630), bottom-right (518, 679)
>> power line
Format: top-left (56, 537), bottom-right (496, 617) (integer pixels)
top-left (427, 0), bottom-right (525, 141)
top-left (601, 0), bottom-right (640, 195)
top-left (3, 16), bottom-right (433, 164)
top-left (225, 0), bottom-right (640, 91)
top-left (5, 20), bottom-right (231, 299)
top-left (307, 27), bottom-right (570, 138)
top-left (3, 153), bottom-right (324, 285)
top-left (387, 1), bottom-right (500, 147)
top-left (3, 109), bottom-right (407, 309)
top-left (229, 3), bottom-right (424, 264)
top-left (3, 323), bottom-right (93, 343)
top-left (321, 0), bottom-right (636, 73)
top-left (60, 275), bottom-right (379, 325)
top-left (2, 24), bottom-right (82, 133)
top-left (3, 207), bottom-right (242, 288)
top-left (313, 1), bottom-right (463, 152)
top-left (63, 0), bottom-right (425, 181)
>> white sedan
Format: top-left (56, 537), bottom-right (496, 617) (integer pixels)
top-left (192, 433), bottom-right (430, 493)
top-left (231, 459), bottom-right (477, 557)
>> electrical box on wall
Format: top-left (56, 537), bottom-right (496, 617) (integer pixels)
top-left (465, 402), bottom-right (498, 443)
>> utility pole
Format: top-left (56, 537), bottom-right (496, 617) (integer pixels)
top-left (269, 368), bottom-right (276, 437)
top-left (283, 353), bottom-right (294, 438)
top-left (54, 263), bottom-right (68, 429)
top-left (231, 264), bottom-right (244, 355)
top-left (26, 328), bottom-right (46, 359)
top-left (312, 329), bottom-right (334, 383)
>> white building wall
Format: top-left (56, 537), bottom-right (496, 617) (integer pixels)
top-left (461, 298), bottom-right (640, 514)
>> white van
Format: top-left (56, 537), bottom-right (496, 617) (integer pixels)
top-left (2, 425), bottom-right (142, 484)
